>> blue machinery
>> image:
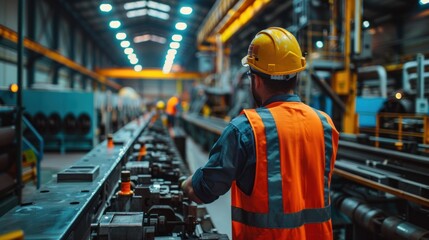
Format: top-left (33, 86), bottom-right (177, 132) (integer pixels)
top-left (0, 114), bottom-right (227, 239)
top-left (0, 89), bottom-right (96, 153)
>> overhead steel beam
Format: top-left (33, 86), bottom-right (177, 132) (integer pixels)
top-left (96, 68), bottom-right (206, 80)
top-left (0, 25), bottom-right (121, 90)
top-left (197, 0), bottom-right (271, 46)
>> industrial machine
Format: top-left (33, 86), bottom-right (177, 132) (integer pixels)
top-left (0, 113), bottom-right (227, 239)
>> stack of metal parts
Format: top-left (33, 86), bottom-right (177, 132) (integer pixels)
top-left (0, 114), bottom-right (228, 240)
top-left (333, 139), bottom-right (429, 240)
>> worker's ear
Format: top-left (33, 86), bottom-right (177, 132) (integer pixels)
top-left (254, 74), bottom-right (263, 89)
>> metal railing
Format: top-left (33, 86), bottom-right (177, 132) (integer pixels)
top-left (22, 116), bottom-right (44, 188)
top-left (375, 113), bottom-right (429, 148)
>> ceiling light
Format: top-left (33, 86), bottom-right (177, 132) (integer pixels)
top-left (420, 0), bottom-right (429, 5)
top-left (109, 20), bottom-right (121, 28)
top-left (128, 54), bottom-right (137, 60)
top-left (127, 9), bottom-right (147, 18)
top-left (180, 6), bottom-right (192, 15)
top-left (124, 48), bottom-right (134, 54)
top-left (363, 20), bottom-right (370, 28)
top-left (172, 34), bottom-right (182, 42)
top-left (167, 49), bottom-right (177, 55)
top-left (134, 34), bottom-right (166, 44)
top-left (395, 92), bottom-right (402, 99)
top-left (124, 1), bottom-right (146, 10)
top-left (175, 22), bottom-right (187, 30)
top-left (134, 65), bottom-right (142, 71)
top-left (170, 42), bottom-right (180, 49)
top-left (121, 40), bottom-right (130, 48)
top-left (166, 54), bottom-right (175, 60)
top-left (148, 1), bottom-right (170, 12)
top-left (148, 9), bottom-right (169, 20)
top-left (151, 35), bottom-right (166, 44)
top-left (116, 32), bottom-right (127, 40)
top-left (162, 66), bottom-right (172, 74)
top-left (100, 3), bottom-right (112, 12)
top-left (163, 61), bottom-right (173, 73)
top-left (316, 41), bottom-right (324, 49)
top-left (130, 58), bottom-right (139, 64)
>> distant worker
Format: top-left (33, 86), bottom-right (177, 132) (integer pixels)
top-left (165, 95), bottom-right (179, 127)
top-left (156, 100), bottom-right (165, 111)
top-left (154, 100), bottom-right (167, 126)
top-left (181, 27), bottom-right (339, 239)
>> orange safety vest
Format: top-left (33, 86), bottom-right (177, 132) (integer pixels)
top-left (231, 101), bottom-right (339, 240)
top-left (166, 96), bottom-right (179, 116)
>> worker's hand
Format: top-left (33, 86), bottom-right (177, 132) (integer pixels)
top-left (181, 175), bottom-right (203, 204)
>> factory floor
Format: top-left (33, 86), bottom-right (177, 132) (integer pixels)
top-left (23, 137), bottom-right (232, 239)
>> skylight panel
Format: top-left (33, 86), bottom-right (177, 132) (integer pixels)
top-left (147, 1), bottom-right (170, 12)
top-left (148, 9), bottom-right (169, 20)
top-left (124, 1), bottom-right (146, 10)
top-left (134, 34), bottom-right (166, 44)
top-left (126, 9), bottom-right (147, 18)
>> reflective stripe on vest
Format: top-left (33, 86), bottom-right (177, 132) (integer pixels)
top-left (313, 109), bottom-right (333, 207)
top-left (232, 106), bottom-right (334, 229)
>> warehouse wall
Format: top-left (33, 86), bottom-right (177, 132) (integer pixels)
top-left (0, 0), bottom-right (19, 88)
top-left (0, 0), bottom-right (115, 91)
top-left (126, 80), bottom-right (177, 100)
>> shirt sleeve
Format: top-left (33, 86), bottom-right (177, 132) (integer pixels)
top-left (191, 121), bottom-right (249, 203)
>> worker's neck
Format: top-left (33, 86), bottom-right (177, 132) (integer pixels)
top-left (261, 89), bottom-right (295, 104)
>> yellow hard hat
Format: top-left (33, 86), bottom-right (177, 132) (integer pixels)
top-left (241, 27), bottom-right (306, 80)
top-left (156, 100), bottom-right (165, 110)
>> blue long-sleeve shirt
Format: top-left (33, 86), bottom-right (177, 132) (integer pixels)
top-left (192, 94), bottom-right (302, 203)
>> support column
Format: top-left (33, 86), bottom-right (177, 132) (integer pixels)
top-left (69, 24), bottom-right (76, 89)
top-left (81, 37), bottom-right (88, 90)
top-left (26, 0), bottom-right (36, 88)
top-left (52, 7), bottom-right (60, 85)
top-left (16, 0), bottom-right (25, 203)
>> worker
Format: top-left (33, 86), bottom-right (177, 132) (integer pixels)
top-left (154, 100), bottom-right (167, 126)
top-left (181, 27), bottom-right (339, 239)
top-left (165, 95), bottom-right (179, 127)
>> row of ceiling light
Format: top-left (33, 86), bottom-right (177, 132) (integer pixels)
top-left (162, 6), bottom-right (192, 74)
top-left (100, 2), bottom-right (142, 71)
top-left (99, 1), bottom-right (192, 74)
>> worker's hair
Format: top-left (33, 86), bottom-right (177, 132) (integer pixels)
top-left (257, 73), bottom-right (298, 93)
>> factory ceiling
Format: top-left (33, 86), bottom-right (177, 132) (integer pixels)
top-left (62, 0), bottom-right (216, 73)
top-left (58, 0), bottom-right (424, 76)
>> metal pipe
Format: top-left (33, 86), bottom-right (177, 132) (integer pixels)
top-left (338, 140), bottom-right (429, 166)
top-left (334, 168), bottom-right (429, 207)
top-left (358, 65), bottom-right (387, 98)
top-left (354, 0), bottom-right (362, 54)
top-left (415, 54), bottom-right (428, 114)
top-left (417, 54), bottom-right (424, 99)
top-left (15, 0), bottom-right (25, 204)
top-left (402, 58), bottom-right (429, 92)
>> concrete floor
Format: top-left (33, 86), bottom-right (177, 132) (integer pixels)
top-left (23, 137), bottom-right (232, 239)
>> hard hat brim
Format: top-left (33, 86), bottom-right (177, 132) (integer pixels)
top-left (241, 55), bottom-right (249, 67)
